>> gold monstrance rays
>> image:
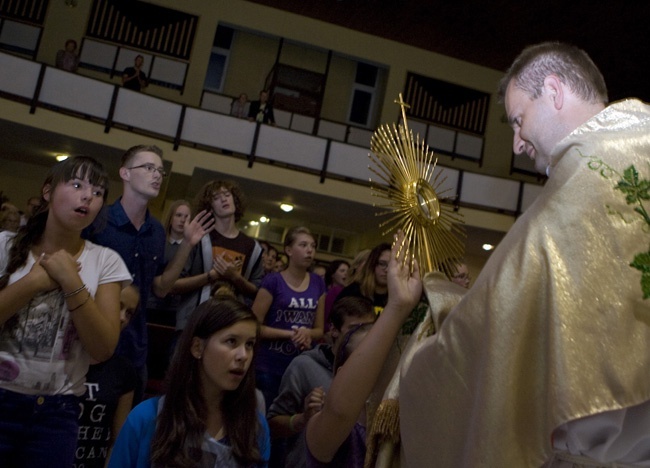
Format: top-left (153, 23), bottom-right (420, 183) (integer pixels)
top-left (369, 94), bottom-right (465, 276)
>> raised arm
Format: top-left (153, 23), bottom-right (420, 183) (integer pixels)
top-left (152, 210), bottom-right (214, 298)
top-left (305, 231), bottom-right (421, 463)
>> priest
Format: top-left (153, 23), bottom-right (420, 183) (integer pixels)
top-left (400, 42), bottom-right (650, 467)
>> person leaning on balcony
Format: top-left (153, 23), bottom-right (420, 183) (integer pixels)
top-left (122, 55), bottom-right (148, 92)
top-left (248, 90), bottom-right (275, 125)
top-left (55, 39), bottom-right (79, 72)
top-left (231, 93), bottom-right (250, 119)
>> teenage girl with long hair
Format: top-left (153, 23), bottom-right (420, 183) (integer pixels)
top-left (252, 226), bottom-right (326, 408)
top-left (336, 243), bottom-right (391, 316)
top-left (0, 156), bottom-right (131, 467)
top-left (109, 297), bottom-right (270, 467)
top-left (146, 199), bottom-right (191, 326)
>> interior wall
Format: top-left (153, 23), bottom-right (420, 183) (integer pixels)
top-left (0, 160), bottom-right (50, 213)
top-left (320, 54), bottom-right (356, 124)
top-left (279, 41), bottom-right (329, 74)
top-left (223, 30), bottom-right (280, 98)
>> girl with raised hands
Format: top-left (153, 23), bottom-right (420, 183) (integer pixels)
top-left (0, 156), bottom-right (131, 468)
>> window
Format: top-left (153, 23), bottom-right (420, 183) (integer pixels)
top-left (203, 25), bottom-right (234, 92)
top-left (348, 62), bottom-right (379, 127)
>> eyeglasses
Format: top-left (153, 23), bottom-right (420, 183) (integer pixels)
top-left (377, 260), bottom-right (389, 269)
top-left (128, 164), bottom-right (167, 178)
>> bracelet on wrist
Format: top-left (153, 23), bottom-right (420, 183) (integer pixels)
top-left (63, 284), bottom-right (86, 298)
top-left (68, 291), bottom-right (91, 312)
top-left (289, 413), bottom-right (301, 433)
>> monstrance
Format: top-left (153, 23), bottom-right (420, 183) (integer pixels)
top-left (369, 94), bottom-right (466, 276)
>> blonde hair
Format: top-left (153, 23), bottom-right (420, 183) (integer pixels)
top-left (162, 199), bottom-right (190, 236)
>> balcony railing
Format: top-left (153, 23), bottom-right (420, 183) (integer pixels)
top-left (0, 51), bottom-right (544, 218)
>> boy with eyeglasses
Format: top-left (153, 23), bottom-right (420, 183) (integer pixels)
top-left (84, 144), bottom-right (214, 404)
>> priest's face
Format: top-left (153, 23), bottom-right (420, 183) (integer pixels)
top-left (505, 80), bottom-right (565, 176)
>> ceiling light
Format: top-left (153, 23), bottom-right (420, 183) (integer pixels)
top-left (249, 220), bottom-right (259, 226)
top-left (55, 154), bottom-right (69, 161)
top-left (259, 216), bottom-right (269, 223)
top-left (280, 203), bottom-right (294, 213)
top-left (482, 243), bottom-right (494, 251)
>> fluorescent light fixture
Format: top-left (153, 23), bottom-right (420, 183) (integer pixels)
top-left (260, 216), bottom-right (269, 223)
top-left (482, 243), bottom-right (494, 251)
top-left (280, 203), bottom-right (294, 212)
top-left (55, 154), bottom-right (69, 161)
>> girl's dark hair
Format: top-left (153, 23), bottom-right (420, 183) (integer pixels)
top-left (194, 180), bottom-right (246, 222)
top-left (151, 297), bottom-right (262, 467)
top-left (325, 259), bottom-right (350, 288)
top-left (357, 243), bottom-right (391, 299)
top-left (0, 156), bottom-right (109, 290)
top-left (329, 296), bottom-right (374, 331)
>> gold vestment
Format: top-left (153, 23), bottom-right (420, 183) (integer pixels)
top-left (400, 99), bottom-right (650, 467)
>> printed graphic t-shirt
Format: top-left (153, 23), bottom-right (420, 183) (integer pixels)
top-left (0, 232), bottom-right (131, 396)
top-left (255, 272), bottom-right (326, 377)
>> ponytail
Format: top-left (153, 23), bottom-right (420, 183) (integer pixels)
top-left (0, 210), bottom-right (48, 291)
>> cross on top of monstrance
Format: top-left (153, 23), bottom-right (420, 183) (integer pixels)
top-left (368, 93), bottom-right (466, 276)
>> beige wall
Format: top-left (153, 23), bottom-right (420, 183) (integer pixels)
top-left (0, 160), bottom-right (49, 213)
top-left (223, 30), bottom-right (280, 98)
top-left (279, 41), bottom-right (329, 74)
top-left (320, 54), bottom-right (357, 123)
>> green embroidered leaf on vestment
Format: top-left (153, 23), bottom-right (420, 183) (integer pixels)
top-left (631, 252), bottom-right (650, 299)
top-left (584, 153), bottom-right (650, 300)
top-left (615, 166), bottom-right (650, 205)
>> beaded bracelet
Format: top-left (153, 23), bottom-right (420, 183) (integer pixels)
top-left (289, 414), bottom-right (300, 433)
top-left (68, 291), bottom-right (90, 312)
top-left (63, 284), bottom-right (87, 298)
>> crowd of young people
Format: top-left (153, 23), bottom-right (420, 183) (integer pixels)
top-left (0, 144), bottom-right (422, 468)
